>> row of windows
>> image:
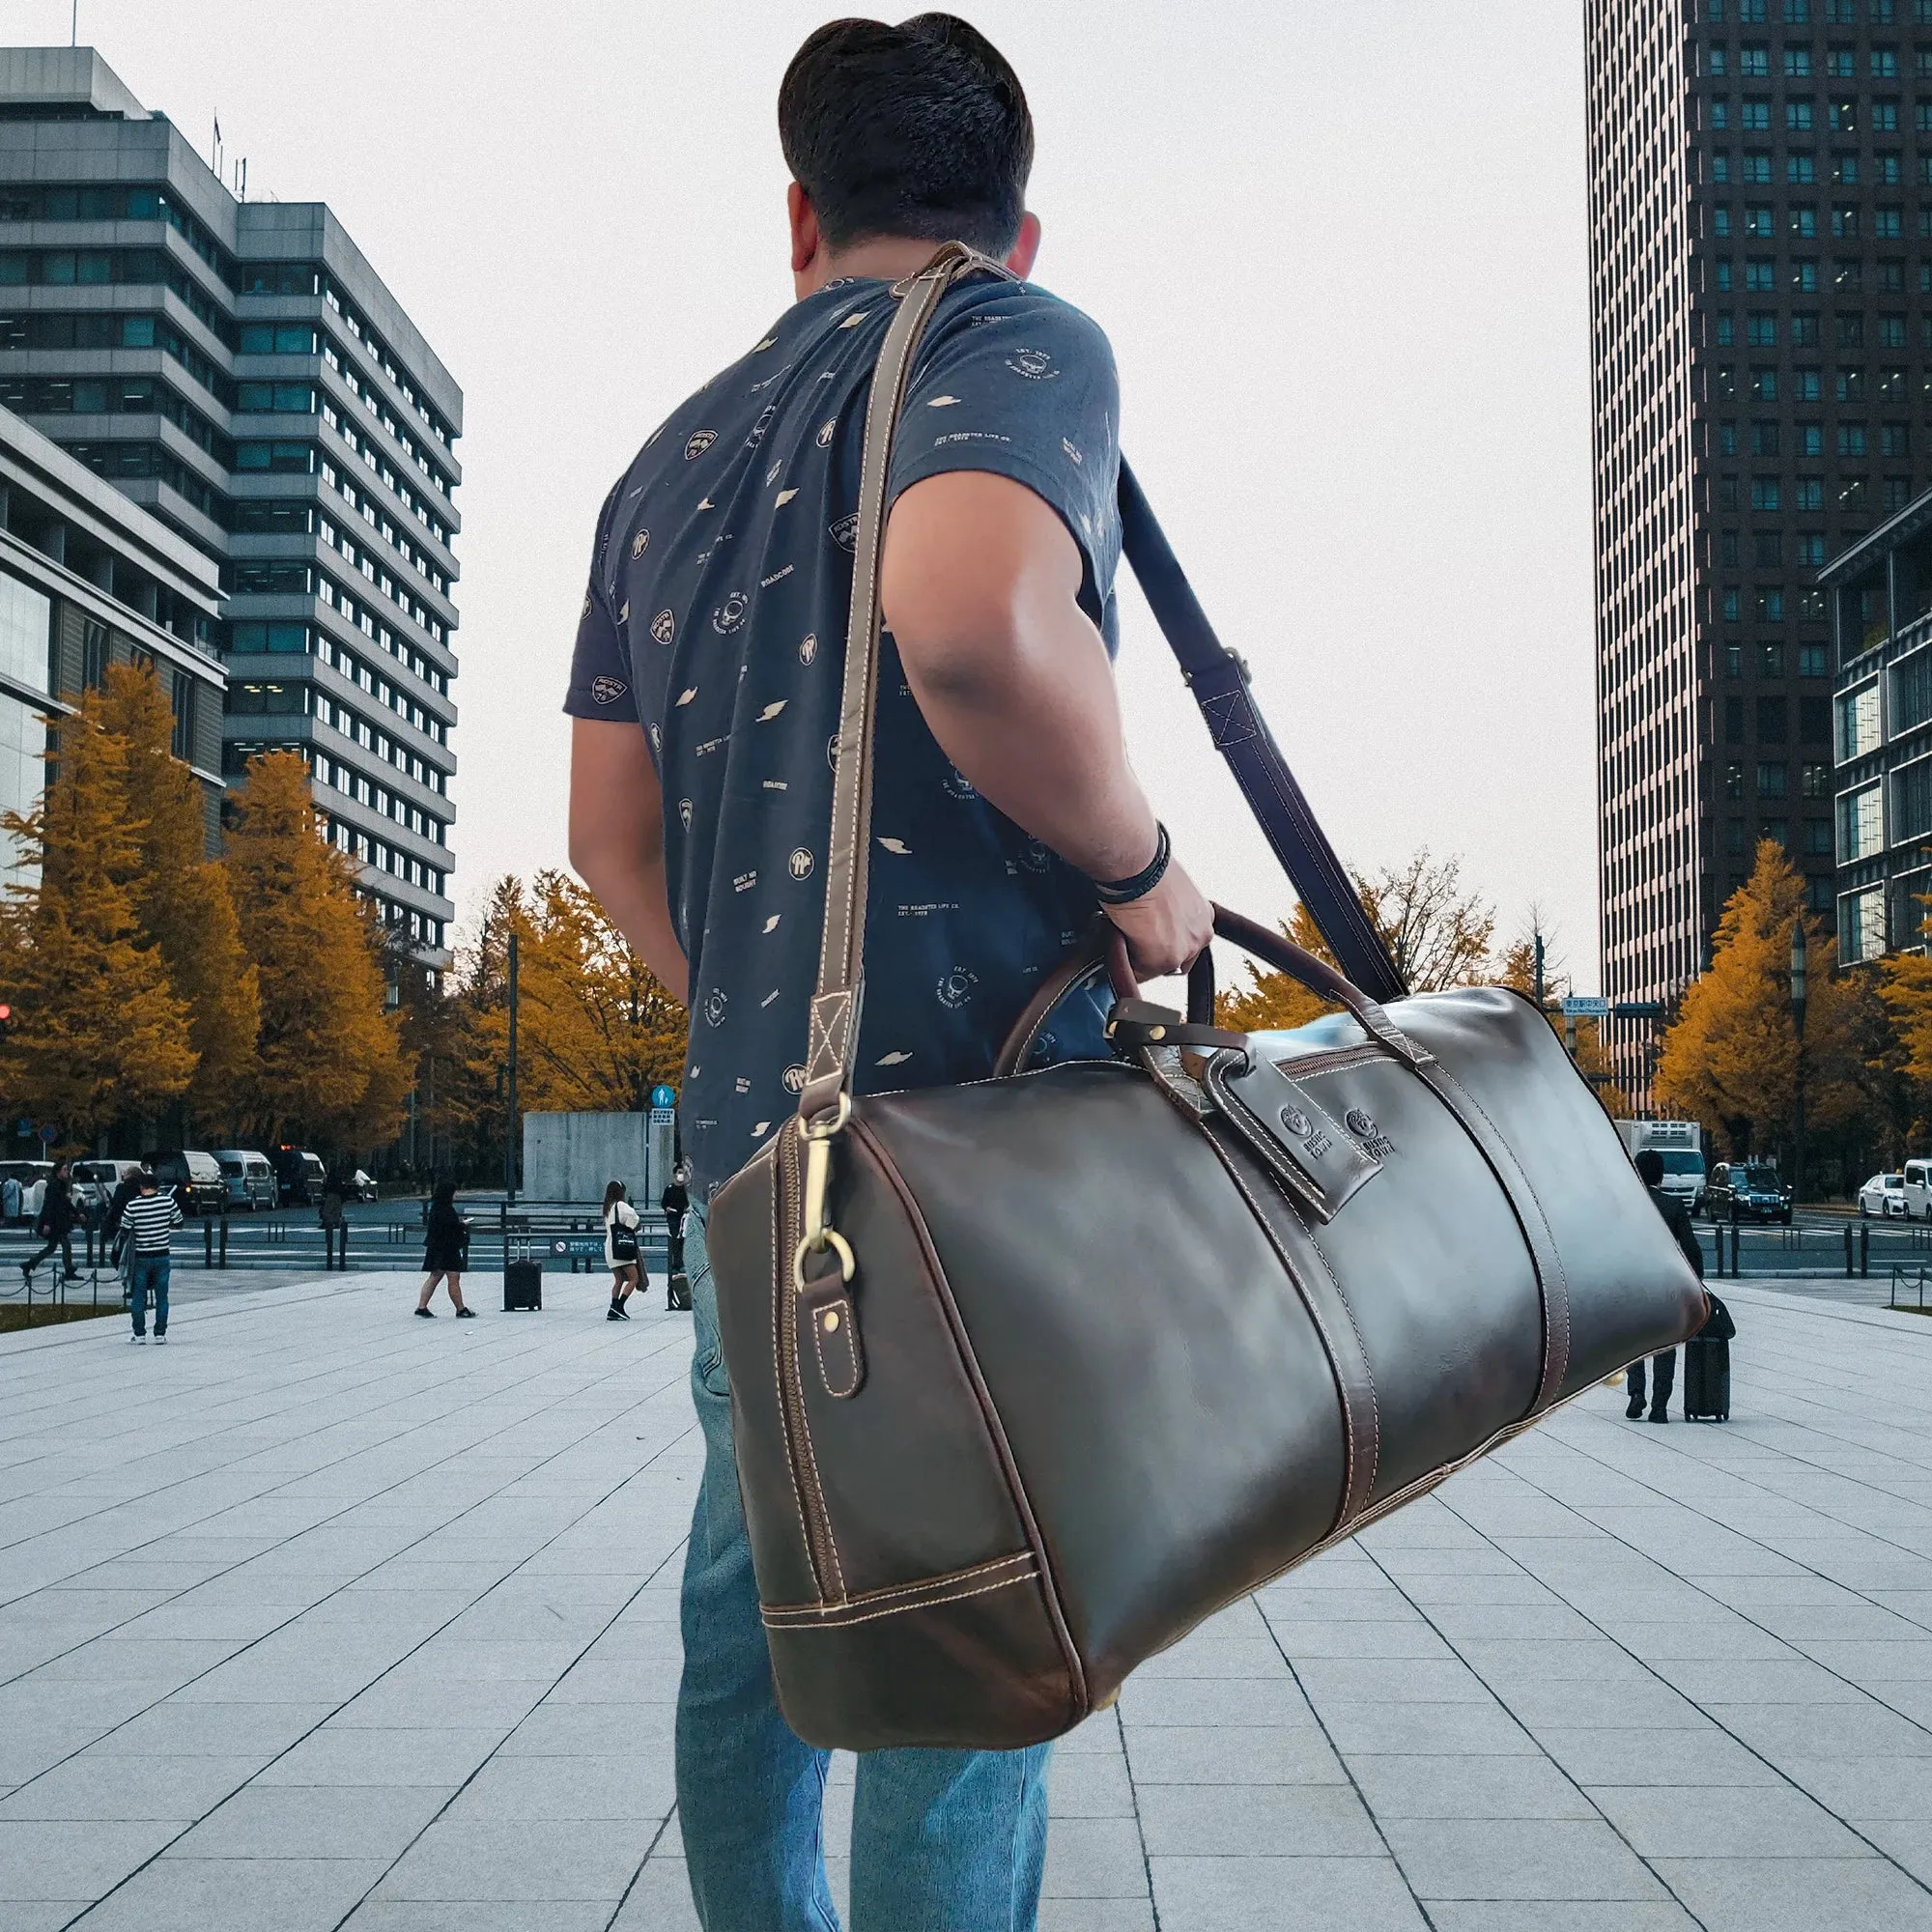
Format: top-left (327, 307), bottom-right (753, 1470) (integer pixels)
top-left (1721, 639), bottom-right (1833, 671)
top-left (1715, 258), bottom-right (1932, 292)
top-left (1711, 95), bottom-right (1915, 130)
top-left (232, 499), bottom-right (450, 612)
top-left (227, 511), bottom-right (446, 651)
top-left (1709, 206), bottom-right (1932, 242)
top-left (225, 619), bottom-right (451, 721)
top-left (1717, 312), bottom-right (1931, 348)
top-left (64, 438), bottom-right (224, 523)
top-left (321, 279), bottom-right (454, 451)
top-left (0, 184), bottom-right (231, 281)
top-left (1710, 1), bottom-right (1929, 25)
top-left (1708, 44), bottom-right (1917, 80)
top-left (318, 511), bottom-right (448, 614)
top-left (1719, 582), bottom-right (1833, 619)
top-left (1722, 694), bottom-right (1833, 737)
top-left (320, 396), bottom-right (452, 507)
top-left (0, 309), bottom-right (232, 401)
top-left (311, 750), bottom-right (446, 859)
top-left (0, 374), bottom-right (229, 464)
top-left (1720, 757), bottom-right (1830, 795)
top-left (1713, 151), bottom-right (1932, 186)
top-left (1719, 418), bottom-right (1912, 452)
top-left (1719, 528), bottom-right (1833, 567)
top-left (1717, 472), bottom-right (1909, 511)
top-left (324, 452), bottom-right (449, 553)
top-left (1712, 365), bottom-right (1925, 402)
top-left (1723, 815), bottom-right (1836, 855)
top-left (313, 683), bottom-right (445, 793)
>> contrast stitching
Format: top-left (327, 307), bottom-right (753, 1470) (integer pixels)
top-left (1199, 1119), bottom-right (1362, 1535)
top-left (764, 1550), bottom-right (1035, 1619)
top-left (763, 1568), bottom-right (1037, 1631)
top-left (810, 1295), bottom-right (860, 1399)
top-left (783, 1137), bottom-right (846, 1600)
top-left (1303, 1222), bottom-right (1381, 1510)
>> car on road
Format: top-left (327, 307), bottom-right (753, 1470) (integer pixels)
top-left (348, 1168), bottom-right (379, 1203)
top-left (1861, 1172), bottom-right (1910, 1218)
top-left (71, 1158), bottom-right (144, 1219)
top-left (142, 1150), bottom-right (226, 1217)
top-left (1902, 1158), bottom-right (1932, 1220)
top-left (271, 1147), bottom-right (327, 1207)
top-left (213, 1151), bottom-right (277, 1212)
top-left (1704, 1160), bottom-right (1795, 1225)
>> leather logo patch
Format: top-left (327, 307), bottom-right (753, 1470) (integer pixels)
top-left (1347, 1108), bottom-right (1395, 1157)
top-left (1280, 1107), bottom-right (1311, 1138)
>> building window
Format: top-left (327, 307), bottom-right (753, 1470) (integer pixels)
top-left (1764, 817), bottom-right (1790, 848)
top-left (1796, 532), bottom-right (1826, 565)
top-left (1895, 756), bottom-right (1932, 839)
top-left (1726, 820), bottom-right (1747, 855)
top-left (1803, 761), bottom-right (1833, 798)
top-left (1755, 529), bottom-right (1784, 566)
top-left (80, 618), bottom-right (107, 691)
top-left (1838, 314), bottom-right (1865, 349)
top-left (1758, 696), bottom-right (1790, 739)
top-left (1839, 783), bottom-right (1885, 860)
top-left (1791, 258), bottom-right (1819, 292)
top-left (1795, 366), bottom-right (1822, 399)
top-left (0, 570), bottom-right (53, 696)
top-left (1788, 95), bottom-right (1814, 126)
top-left (1829, 47), bottom-right (1856, 79)
top-left (1757, 589), bottom-right (1788, 623)
top-left (1746, 203), bottom-right (1776, 236)
top-left (1841, 475), bottom-right (1869, 508)
top-left (1714, 206), bottom-right (1734, 237)
top-left (1726, 696), bottom-right (1747, 743)
top-left (1800, 644), bottom-right (1830, 677)
top-left (1762, 640), bottom-right (1787, 676)
top-left (1838, 680), bottom-right (1883, 758)
top-left (1758, 759), bottom-right (1790, 796)
top-left (1833, 204), bottom-right (1861, 235)
top-left (1886, 478), bottom-right (1914, 511)
top-left (1752, 365), bottom-right (1779, 399)
top-left (1790, 204), bottom-right (1818, 237)
top-left (1833, 150), bottom-right (1861, 183)
top-left (1877, 206), bottom-right (1904, 237)
top-left (1723, 585), bottom-right (1743, 619)
top-left (1838, 422), bottom-right (1869, 456)
top-left (1712, 98), bottom-right (1732, 129)
top-left (1874, 46), bottom-right (1900, 77)
top-left (1716, 313), bottom-right (1737, 345)
top-left (1720, 529), bottom-right (1742, 565)
top-left (1750, 477), bottom-right (1782, 509)
top-left (1880, 314), bottom-right (1908, 348)
top-left (1716, 261), bottom-right (1735, 293)
top-left (1797, 478), bottom-right (1825, 509)
top-left (1751, 419), bottom-right (1781, 455)
top-left (1836, 369), bottom-right (1864, 402)
top-left (1726, 641), bottom-right (1746, 674)
top-left (1798, 423), bottom-right (1824, 456)
top-left (1725, 762), bottom-right (1747, 799)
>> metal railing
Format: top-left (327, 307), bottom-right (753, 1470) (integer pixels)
top-left (1891, 1264), bottom-right (1931, 1313)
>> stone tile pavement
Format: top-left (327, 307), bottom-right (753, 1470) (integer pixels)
top-left (6, 1270), bottom-right (1932, 1928)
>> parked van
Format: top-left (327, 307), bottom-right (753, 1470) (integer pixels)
top-left (270, 1147), bottom-right (327, 1207)
top-left (1902, 1158), bottom-right (1932, 1219)
top-left (142, 1150), bottom-right (226, 1216)
top-left (213, 1151), bottom-right (277, 1212)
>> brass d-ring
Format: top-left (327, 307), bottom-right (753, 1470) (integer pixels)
top-left (793, 1228), bottom-right (855, 1290)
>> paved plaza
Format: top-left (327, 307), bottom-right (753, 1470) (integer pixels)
top-left (6, 1276), bottom-right (1932, 1928)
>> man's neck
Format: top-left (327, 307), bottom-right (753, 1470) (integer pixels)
top-left (796, 235), bottom-right (953, 299)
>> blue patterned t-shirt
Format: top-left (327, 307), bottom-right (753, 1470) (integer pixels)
top-left (565, 271), bottom-right (1122, 1196)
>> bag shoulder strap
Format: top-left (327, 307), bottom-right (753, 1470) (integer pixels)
top-left (795, 244), bottom-right (1404, 1126)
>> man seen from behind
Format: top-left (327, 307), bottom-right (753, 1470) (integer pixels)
top-left (123, 1166), bottom-right (183, 1346)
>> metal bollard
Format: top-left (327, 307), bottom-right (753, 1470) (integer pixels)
top-left (1861, 1221), bottom-right (1870, 1279)
top-left (1846, 1225), bottom-right (1856, 1277)
top-left (219, 1215), bottom-right (229, 1266)
top-left (203, 1216), bottom-right (213, 1267)
top-left (340, 1224), bottom-right (349, 1272)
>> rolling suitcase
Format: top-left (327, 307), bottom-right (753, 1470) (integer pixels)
top-left (503, 1260), bottom-right (543, 1312)
top-left (1683, 1292), bottom-right (1735, 1421)
top-left (666, 1270), bottom-right (692, 1312)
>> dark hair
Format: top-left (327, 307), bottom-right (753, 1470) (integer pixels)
top-left (1634, 1148), bottom-right (1664, 1185)
top-left (433, 1180), bottom-right (456, 1209)
top-left (779, 14), bottom-right (1033, 255)
top-left (603, 1179), bottom-right (627, 1213)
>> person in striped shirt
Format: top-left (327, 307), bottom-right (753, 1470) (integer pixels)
top-left (123, 1168), bottom-right (183, 1346)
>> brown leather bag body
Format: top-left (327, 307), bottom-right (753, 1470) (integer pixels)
top-left (706, 246), bottom-right (1708, 1753)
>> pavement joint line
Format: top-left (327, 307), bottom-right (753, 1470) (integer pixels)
top-left (1435, 1434), bottom-right (1932, 1902)
top-left (601, 1801), bottom-right (684, 1932)
top-left (321, 1537), bottom-right (689, 1932)
top-left (1348, 1526), bottom-right (1713, 1931)
top-left (43, 1363), bottom-right (696, 1930)
top-left (1249, 1587), bottom-right (1446, 1930)
top-left (1, 1309), bottom-right (690, 1713)
top-left (1110, 1702), bottom-right (1163, 1927)
top-left (0, 1281), bottom-right (691, 1595)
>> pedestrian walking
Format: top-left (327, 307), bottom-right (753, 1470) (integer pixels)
top-left (605, 1179), bottom-right (642, 1321)
top-left (21, 1158), bottom-right (77, 1290)
top-left (318, 1170), bottom-right (348, 1270)
top-left (415, 1180), bottom-right (473, 1318)
top-left (565, 19), bottom-right (1210, 1923)
top-left (661, 1165), bottom-right (690, 1277)
top-left (1629, 1147), bottom-right (1706, 1421)
top-left (122, 1169), bottom-right (182, 1345)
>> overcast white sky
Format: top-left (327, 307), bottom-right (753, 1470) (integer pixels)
top-left (20, 0), bottom-right (1602, 991)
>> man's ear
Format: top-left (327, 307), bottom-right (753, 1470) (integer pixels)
top-left (788, 182), bottom-right (822, 277)
top-left (1004, 212), bottom-right (1041, 280)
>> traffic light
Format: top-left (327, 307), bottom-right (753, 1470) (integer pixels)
top-left (0, 1003), bottom-right (14, 1041)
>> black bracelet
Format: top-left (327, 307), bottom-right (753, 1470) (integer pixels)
top-left (1091, 822), bottom-right (1172, 906)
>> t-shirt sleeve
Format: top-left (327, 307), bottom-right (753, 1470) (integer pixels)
top-left (563, 476), bottom-right (640, 724)
top-left (887, 292), bottom-right (1122, 620)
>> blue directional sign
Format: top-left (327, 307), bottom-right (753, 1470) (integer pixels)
top-left (650, 1085), bottom-right (677, 1110)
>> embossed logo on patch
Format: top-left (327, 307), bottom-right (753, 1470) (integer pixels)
top-left (1304, 1129), bottom-right (1332, 1159)
top-left (1280, 1107), bottom-right (1311, 1139)
top-left (1346, 1109), bottom-right (1395, 1157)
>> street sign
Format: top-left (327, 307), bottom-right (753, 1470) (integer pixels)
top-left (1561, 995), bottom-right (1610, 1018)
top-left (1612, 1001), bottom-right (1664, 1019)
top-left (650, 1085), bottom-right (677, 1110)
top-left (548, 1235), bottom-right (607, 1261)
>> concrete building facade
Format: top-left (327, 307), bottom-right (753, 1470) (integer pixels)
top-left (0, 47), bottom-right (460, 967)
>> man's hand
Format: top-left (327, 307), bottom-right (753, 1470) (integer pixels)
top-left (1102, 861), bottom-right (1215, 981)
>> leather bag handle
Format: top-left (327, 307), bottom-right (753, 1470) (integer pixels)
top-left (993, 907), bottom-right (1428, 1077)
top-left (796, 243), bottom-right (1408, 1132)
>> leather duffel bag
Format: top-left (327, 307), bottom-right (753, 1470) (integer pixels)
top-left (706, 245), bottom-right (1709, 1753)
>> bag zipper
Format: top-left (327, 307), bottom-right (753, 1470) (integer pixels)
top-left (778, 1125), bottom-right (842, 1599)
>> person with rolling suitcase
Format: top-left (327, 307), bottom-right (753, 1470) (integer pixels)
top-left (662, 1166), bottom-right (692, 1312)
top-left (1629, 1147), bottom-right (1706, 1422)
top-left (1683, 1291), bottom-right (1736, 1422)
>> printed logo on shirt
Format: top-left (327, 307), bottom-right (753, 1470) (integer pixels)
top-left (941, 768), bottom-right (977, 801)
top-left (937, 967), bottom-right (979, 1009)
top-left (650, 610), bottom-right (675, 646)
top-left (703, 988), bottom-right (729, 1027)
top-left (678, 798), bottom-right (693, 830)
top-left (935, 431), bottom-right (1012, 448)
top-left (828, 512), bottom-right (860, 552)
top-left (589, 675), bottom-right (629, 706)
top-left (799, 633), bottom-right (819, 665)
top-left (1006, 346), bottom-right (1059, 381)
top-left (816, 418), bottom-right (838, 448)
top-left (747, 405), bottom-right (778, 448)
top-left (1017, 838), bottom-right (1052, 874)
top-left (713, 591), bottom-right (750, 635)
top-left (685, 429), bottom-right (719, 459)
top-left (631, 527), bottom-right (650, 558)
top-left (782, 1064), bottom-right (808, 1094)
top-left (788, 848), bottom-right (815, 881)
top-left (826, 731), bottom-right (841, 769)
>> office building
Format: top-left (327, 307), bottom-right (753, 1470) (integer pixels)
top-left (0, 398), bottom-right (224, 867)
top-left (0, 47), bottom-right (459, 968)
top-left (1819, 483), bottom-right (1932, 955)
top-left (1586, 0), bottom-right (1932, 1094)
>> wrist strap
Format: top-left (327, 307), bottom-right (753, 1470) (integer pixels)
top-left (1091, 823), bottom-right (1172, 906)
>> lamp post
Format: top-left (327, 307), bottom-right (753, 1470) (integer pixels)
top-left (1790, 915), bottom-right (1808, 1208)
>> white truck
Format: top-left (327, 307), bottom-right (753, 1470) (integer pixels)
top-left (1614, 1120), bottom-right (1706, 1215)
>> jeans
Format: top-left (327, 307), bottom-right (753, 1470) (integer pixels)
top-left (1628, 1349), bottom-right (1676, 1414)
top-left (128, 1254), bottom-right (170, 1337)
top-left (677, 1207), bottom-right (1051, 1930)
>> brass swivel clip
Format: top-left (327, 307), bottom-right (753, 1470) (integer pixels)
top-left (793, 1093), bottom-right (855, 1289)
